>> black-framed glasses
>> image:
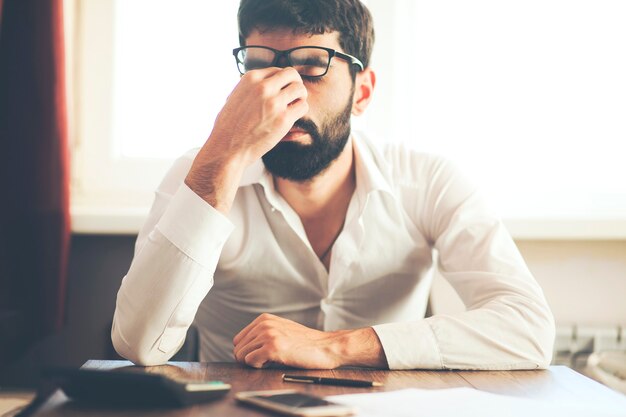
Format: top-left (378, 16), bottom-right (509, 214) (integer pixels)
top-left (232, 45), bottom-right (364, 78)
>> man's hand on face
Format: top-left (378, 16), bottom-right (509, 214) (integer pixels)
top-left (232, 313), bottom-right (342, 369)
top-left (208, 67), bottom-right (309, 164)
top-left (185, 67), bottom-right (308, 213)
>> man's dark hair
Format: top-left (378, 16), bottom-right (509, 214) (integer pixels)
top-left (237, 0), bottom-right (375, 77)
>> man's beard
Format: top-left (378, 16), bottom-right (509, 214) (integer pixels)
top-left (262, 96), bottom-right (353, 182)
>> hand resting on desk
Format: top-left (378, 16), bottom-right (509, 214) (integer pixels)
top-left (232, 313), bottom-right (388, 369)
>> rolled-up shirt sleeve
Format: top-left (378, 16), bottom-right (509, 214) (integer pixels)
top-left (373, 157), bottom-right (555, 370)
top-left (111, 151), bottom-right (234, 366)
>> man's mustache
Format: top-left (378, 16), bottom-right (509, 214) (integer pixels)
top-left (292, 118), bottom-right (319, 138)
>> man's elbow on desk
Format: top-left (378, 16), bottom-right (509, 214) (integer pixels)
top-left (500, 303), bottom-right (556, 370)
top-left (532, 312), bottom-right (557, 369)
top-left (111, 320), bottom-right (182, 367)
top-left (514, 295), bottom-right (557, 370)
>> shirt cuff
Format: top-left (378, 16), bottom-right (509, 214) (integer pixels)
top-left (156, 183), bottom-right (235, 267)
top-left (372, 320), bottom-right (443, 370)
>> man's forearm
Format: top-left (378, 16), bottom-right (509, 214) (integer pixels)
top-left (332, 327), bottom-right (389, 368)
top-left (184, 145), bottom-right (247, 215)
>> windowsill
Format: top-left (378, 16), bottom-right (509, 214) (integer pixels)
top-left (71, 206), bottom-right (626, 240)
top-left (503, 218), bottom-right (626, 240)
top-left (72, 206), bottom-right (149, 235)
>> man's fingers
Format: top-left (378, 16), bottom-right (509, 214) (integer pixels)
top-left (234, 338), bottom-right (264, 363)
top-left (241, 66), bottom-right (284, 83)
top-left (264, 67), bottom-right (304, 93)
top-left (233, 313), bottom-right (277, 345)
top-left (238, 67), bottom-right (297, 100)
top-left (207, 66), bottom-right (308, 166)
top-left (285, 97), bottom-right (309, 121)
top-left (233, 317), bottom-right (262, 346)
top-left (278, 81), bottom-right (308, 108)
top-left (233, 315), bottom-right (260, 345)
top-left (233, 323), bottom-right (251, 346)
top-left (244, 346), bottom-right (274, 369)
top-left (233, 314), bottom-right (290, 364)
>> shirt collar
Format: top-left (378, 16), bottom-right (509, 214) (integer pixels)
top-left (237, 131), bottom-right (394, 198)
top-left (239, 158), bottom-right (268, 187)
top-left (351, 131), bottom-right (394, 197)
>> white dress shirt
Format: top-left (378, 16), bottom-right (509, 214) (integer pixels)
top-left (112, 131), bottom-right (555, 370)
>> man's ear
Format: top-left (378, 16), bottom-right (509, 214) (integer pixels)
top-left (352, 68), bottom-right (376, 116)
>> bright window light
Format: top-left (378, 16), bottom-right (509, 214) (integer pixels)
top-left (111, 0), bottom-right (240, 159)
top-left (366, 0), bottom-right (626, 219)
top-left (73, 0), bottom-right (626, 236)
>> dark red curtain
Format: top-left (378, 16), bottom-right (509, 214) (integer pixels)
top-left (0, 0), bottom-right (70, 365)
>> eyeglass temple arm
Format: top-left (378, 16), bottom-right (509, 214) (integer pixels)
top-left (334, 51), bottom-right (364, 70)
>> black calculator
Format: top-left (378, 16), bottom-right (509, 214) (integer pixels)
top-left (44, 367), bottom-right (231, 407)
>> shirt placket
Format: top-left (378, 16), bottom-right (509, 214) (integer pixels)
top-left (321, 190), bottom-right (370, 330)
top-left (259, 178), bottom-right (330, 293)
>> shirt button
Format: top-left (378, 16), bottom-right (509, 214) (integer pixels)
top-left (270, 207), bottom-right (276, 212)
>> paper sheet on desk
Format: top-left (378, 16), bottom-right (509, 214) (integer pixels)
top-left (328, 388), bottom-right (626, 417)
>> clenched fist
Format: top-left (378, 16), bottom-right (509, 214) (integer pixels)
top-left (232, 313), bottom-right (388, 369)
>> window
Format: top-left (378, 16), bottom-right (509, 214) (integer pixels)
top-left (70, 0), bottom-right (626, 237)
top-left (365, 0), bottom-right (626, 231)
top-left (70, 0), bottom-right (240, 232)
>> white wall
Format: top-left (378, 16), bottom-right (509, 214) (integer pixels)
top-left (431, 240), bottom-right (626, 326)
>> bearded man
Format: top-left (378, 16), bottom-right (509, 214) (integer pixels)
top-left (112, 0), bottom-right (555, 370)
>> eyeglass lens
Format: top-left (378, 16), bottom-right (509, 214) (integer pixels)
top-left (236, 47), bottom-right (330, 77)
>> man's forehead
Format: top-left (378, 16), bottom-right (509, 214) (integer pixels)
top-left (245, 28), bottom-right (342, 50)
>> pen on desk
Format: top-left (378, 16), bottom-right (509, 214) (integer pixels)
top-left (282, 374), bottom-right (383, 387)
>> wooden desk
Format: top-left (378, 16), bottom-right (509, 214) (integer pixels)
top-left (29, 360), bottom-right (626, 416)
